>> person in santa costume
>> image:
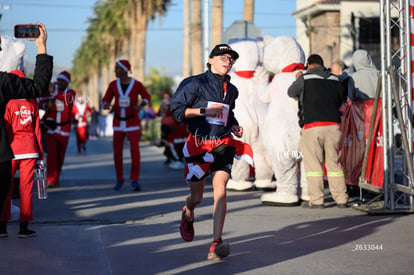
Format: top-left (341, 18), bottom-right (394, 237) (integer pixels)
top-left (44, 71), bottom-right (76, 188)
top-left (0, 70), bottom-right (44, 238)
top-left (72, 94), bottom-right (92, 153)
top-left (159, 101), bottom-right (187, 169)
top-left (157, 90), bottom-right (172, 118)
top-left (36, 82), bottom-right (56, 154)
top-left (0, 23), bottom-right (52, 233)
top-left (102, 59), bottom-right (151, 191)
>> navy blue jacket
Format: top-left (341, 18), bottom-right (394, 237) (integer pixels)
top-left (170, 70), bottom-right (239, 139)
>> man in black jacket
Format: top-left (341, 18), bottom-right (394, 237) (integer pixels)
top-left (0, 23), bottom-right (53, 234)
top-left (288, 54), bottom-right (348, 209)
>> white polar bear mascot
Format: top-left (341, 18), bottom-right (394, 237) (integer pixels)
top-left (260, 35), bottom-right (309, 206)
top-left (0, 34), bottom-right (26, 220)
top-left (227, 38), bottom-right (275, 191)
top-left (0, 34), bottom-right (26, 72)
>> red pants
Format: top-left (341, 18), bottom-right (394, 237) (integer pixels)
top-left (46, 133), bottom-right (70, 186)
top-left (75, 126), bottom-right (87, 151)
top-left (113, 130), bottom-right (141, 182)
top-left (1, 158), bottom-right (36, 222)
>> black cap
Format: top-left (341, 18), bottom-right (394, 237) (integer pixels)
top-left (209, 44), bottom-right (239, 60)
top-left (307, 54), bottom-right (324, 67)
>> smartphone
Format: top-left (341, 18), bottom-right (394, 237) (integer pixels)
top-left (14, 24), bottom-right (40, 38)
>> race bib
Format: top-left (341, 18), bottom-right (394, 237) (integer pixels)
top-left (206, 101), bottom-right (229, 126)
top-left (119, 97), bottom-right (130, 108)
top-left (55, 99), bottom-right (64, 112)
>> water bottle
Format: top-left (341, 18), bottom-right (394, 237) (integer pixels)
top-left (35, 167), bottom-right (47, 199)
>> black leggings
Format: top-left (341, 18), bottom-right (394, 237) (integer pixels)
top-left (0, 160), bottom-right (12, 217)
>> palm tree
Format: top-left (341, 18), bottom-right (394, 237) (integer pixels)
top-left (72, 0), bottom-right (129, 108)
top-left (211, 0), bottom-right (223, 47)
top-left (94, 0), bottom-right (129, 103)
top-left (72, 22), bottom-right (104, 107)
top-left (183, 0), bottom-right (191, 77)
top-left (243, 0), bottom-right (254, 22)
top-left (191, 0), bottom-right (203, 75)
top-left (71, 0), bottom-right (171, 109)
top-left (128, 0), bottom-right (171, 81)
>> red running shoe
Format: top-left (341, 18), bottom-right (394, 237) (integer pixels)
top-left (180, 206), bottom-right (194, 242)
top-left (207, 238), bottom-right (230, 260)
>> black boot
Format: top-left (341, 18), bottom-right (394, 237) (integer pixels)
top-left (0, 221), bottom-right (7, 238)
top-left (18, 221), bottom-right (37, 238)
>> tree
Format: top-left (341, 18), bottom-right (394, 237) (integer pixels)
top-left (128, 0), bottom-right (171, 81)
top-left (72, 0), bottom-right (129, 108)
top-left (211, 0), bottom-right (223, 47)
top-left (243, 0), bottom-right (255, 22)
top-left (144, 67), bottom-right (174, 108)
top-left (191, 0), bottom-right (203, 75)
top-left (183, 0), bottom-right (191, 77)
top-left (71, 0), bottom-right (172, 109)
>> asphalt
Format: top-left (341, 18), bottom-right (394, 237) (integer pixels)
top-left (1, 133), bottom-right (413, 275)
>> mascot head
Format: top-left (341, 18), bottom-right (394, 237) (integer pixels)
top-left (263, 35), bottom-right (305, 74)
top-left (229, 38), bottom-right (261, 72)
top-left (0, 34), bottom-right (26, 72)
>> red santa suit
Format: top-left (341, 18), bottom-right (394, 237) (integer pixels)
top-left (36, 82), bottom-right (55, 153)
top-left (45, 71), bottom-right (76, 187)
top-left (72, 95), bottom-right (92, 152)
top-left (174, 121), bottom-right (188, 157)
top-left (161, 108), bottom-right (188, 165)
top-left (1, 98), bottom-right (43, 222)
top-left (102, 77), bottom-right (151, 183)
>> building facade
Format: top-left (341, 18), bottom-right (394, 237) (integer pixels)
top-left (293, 0), bottom-right (389, 68)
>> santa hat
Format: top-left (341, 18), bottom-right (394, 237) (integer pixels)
top-left (57, 71), bottom-right (71, 83)
top-left (116, 59), bottom-right (131, 72)
top-left (76, 94), bottom-right (84, 103)
top-left (9, 70), bottom-right (26, 78)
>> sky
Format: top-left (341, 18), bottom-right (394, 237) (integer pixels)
top-left (0, 0), bottom-right (297, 77)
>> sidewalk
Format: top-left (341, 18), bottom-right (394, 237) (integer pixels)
top-left (1, 134), bottom-right (413, 275)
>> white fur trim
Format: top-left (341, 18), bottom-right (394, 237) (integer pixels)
top-left (202, 152), bottom-right (214, 163)
top-left (235, 154), bottom-right (254, 167)
top-left (57, 74), bottom-right (71, 83)
top-left (186, 163), bottom-right (206, 180)
top-left (116, 60), bottom-right (130, 72)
